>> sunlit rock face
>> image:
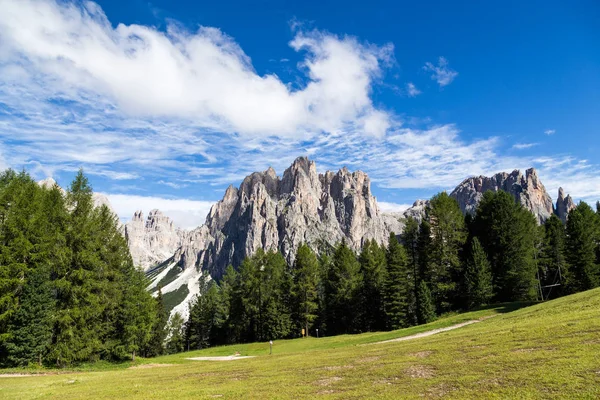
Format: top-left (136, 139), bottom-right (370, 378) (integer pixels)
top-left (449, 168), bottom-right (554, 224)
top-left (174, 156), bottom-right (403, 278)
top-left (124, 209), bottom-right (184, 271)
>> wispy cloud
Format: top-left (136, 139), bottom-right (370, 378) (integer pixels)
top-left (423, 56), bottom-right (458, 87)
top-left (102, 193), bottom-right (215, 229)
top-left (158, 180), bottom-right (188, 189)
top-left (406, 82), bottom-right (421, 97)
top-left (544, 129), bottom-right (556, 135)
top-left (378, 201), bottom-right (412, 213)
top-left (512, 143), bottom-right (538, 150)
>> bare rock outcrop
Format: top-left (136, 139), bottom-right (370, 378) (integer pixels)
top-left (124, 209), bottom-right (184, 271)
top-left (449, 168), bottom-right (554, 224)
top-left (555, 187), bottom-right (576, 223)
top-left (173, 157), bottom-right (403, 278)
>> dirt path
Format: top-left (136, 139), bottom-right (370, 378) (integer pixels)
top-left (370, 315), bottom-right (497, 345)
top-left (186, 356), bottom-right (256, 361)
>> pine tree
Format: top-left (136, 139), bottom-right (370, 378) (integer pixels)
top-left (565, 202), bottom-right (600, 292)
top-left (417, 219), bottom-right (432, 282)
top-left (4, 264), bottom-right (55, 366)
top-left (427, 192), bottom-right (467, 312)
top-left (357, 240), bottom-right (387, 332)
top-left (166, 312), bottom-right (185, 354)
top-left (473, 190), bottom-right (538, 302)
top-left (464, 237), bottom-right (493, 309)
top-left (401, 218), bottom-right (420, 326)
top-left (538, 215), bottom-right (567, 299)
top-left (323, 240), bottom-right (361, 335)
top-left (146, 288), bottom-right (168, 357)
top-left (384, 233), bottom-right (409, 330)
top-left (291, 244), bottom-right (320, 337)
top-left (416, 281), bottom-right (435, 324)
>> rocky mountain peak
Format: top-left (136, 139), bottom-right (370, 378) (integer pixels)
top-left (450, 168), bottom-right (554, 224)
top-left (124, 209), bottom-right (184, 271)
top-left (171, 157), bottom-right (403, 278)
top-left (555, 187), bottom-right (576, 223)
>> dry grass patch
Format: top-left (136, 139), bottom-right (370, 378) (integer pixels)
top-left (355, 356), bottom-right (381, 364)
top-left (316, 376), bottom-right (343, 386)
top-left (128, 363), bottom-right (174, 369)
top-left (424, 383), bottom-right (458, 398)
top-left (405, 365), bottom-right (435, 379)
top-left (408, 350), bottom-right (433, 358)
top-left (322, 365), bottom-right (354, 371)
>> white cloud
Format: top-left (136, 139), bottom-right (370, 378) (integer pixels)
top-left (406, 82), bottom-right (421, 97)
top-left (545, 129), bottom-right (556, 135)
top-left (423, 56), bottom-right (458, 87)
top-left (158, 180), bottom-right (188, 189)
top-left (378, 201), bottom-right (412, 213)
top-left (512, 143), bottom-right (538, 150)
top-left (0, 0), bottom-right (392, 138)
top-left (102, 193), bottom-right (215, 229)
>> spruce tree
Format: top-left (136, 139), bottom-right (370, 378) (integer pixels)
top-left (417, 219), bottom-right (432, 282)
top-left (416, 281), bottom-right (436, 324)
top-left (427, 192), bottom-right (467, 312)
top-left (357, 240), bottom-right (387, 332)
top-left (166, 312), bottom-right (185, 354)
top-left (473, 190), bottom-right (538, 302)
top-left (464, 237), bottom-right (493, 309)
top-left (565, 202), bottom-right (600, 292)
top-left (401, 217), bottom-right (420, 326)
top-left (146, 288), bottom-right (168, 357)
top-left (539, 215), bottom-right (567, 299)
top-left (323, 240), bottom-right (361, 335)
top-left (4, 265), bottom-right (55, 366)
top-left (384, 233), bottom-right (409, 330)
top-left (292, 244), bottom-right (320, 337)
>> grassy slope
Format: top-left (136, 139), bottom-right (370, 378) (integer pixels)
top-left (2, 290), bottom-right (600, 399)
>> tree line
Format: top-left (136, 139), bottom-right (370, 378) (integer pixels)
top-left (178, 191), bottom-right (600, 351)
top-left (0, 170), bottom-right (166, 367)
top-left (1, 168), bottom-right (598, 363)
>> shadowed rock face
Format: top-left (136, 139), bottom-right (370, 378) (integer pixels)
top-left (174, 157), bottom-right (403, 278)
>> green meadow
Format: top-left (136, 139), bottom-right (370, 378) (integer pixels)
top-left (2, 288), bottom-right (599, 399)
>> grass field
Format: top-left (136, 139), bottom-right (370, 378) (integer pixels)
top-left (1, 289), bottom-right (600, 399)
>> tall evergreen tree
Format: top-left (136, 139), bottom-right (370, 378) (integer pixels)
top-left (291, 244), bottom-right (320, 337)
top-left (472, 190), bottom-right (538, 302)
top-left (357, 240), bottom-right (387, 332)
top-left (417, 219), bottom-right (432, 282)
top-left (4, 264), bottom-right (55, 366)
top-left (384, 234), bottom-right (409, 330)
top-left (416, 281), bottom-right (436, 324)
top-left (146, 288), bottom-right (168, 357)
top-left (464, 237), bottom-right (493, 309)
top-left (565, 202), bottom-right (600, 292)
top-left (539, 215), bottom-right (567, 299)
top-left (323, 241), bottom-right (361, 335)
top-left (401, 218), bottom-right (420, 326)
top-left (166, 312), bottom-right (185, 354)
top-left (427, 192), bottom-right (467, 312)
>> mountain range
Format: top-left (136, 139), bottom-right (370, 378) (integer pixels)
top-left (37, 157), bottom-right (576, 318)
top-left (117, 157), bottom-right (575, 318)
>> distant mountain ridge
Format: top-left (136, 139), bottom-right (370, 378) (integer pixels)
top-left (37, 159), bottom-right (577, 319)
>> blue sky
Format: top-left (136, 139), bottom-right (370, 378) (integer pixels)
top-left (0, 0), bottom-right (598, 228)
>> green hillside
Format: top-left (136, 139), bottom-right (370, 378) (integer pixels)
top-left (2, 288), bottom-right (600, 399)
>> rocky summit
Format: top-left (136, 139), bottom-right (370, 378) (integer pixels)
top-left (124, 210), bottom-right (185, 271)
top-left (171, 156), bottom-right (403, 278)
